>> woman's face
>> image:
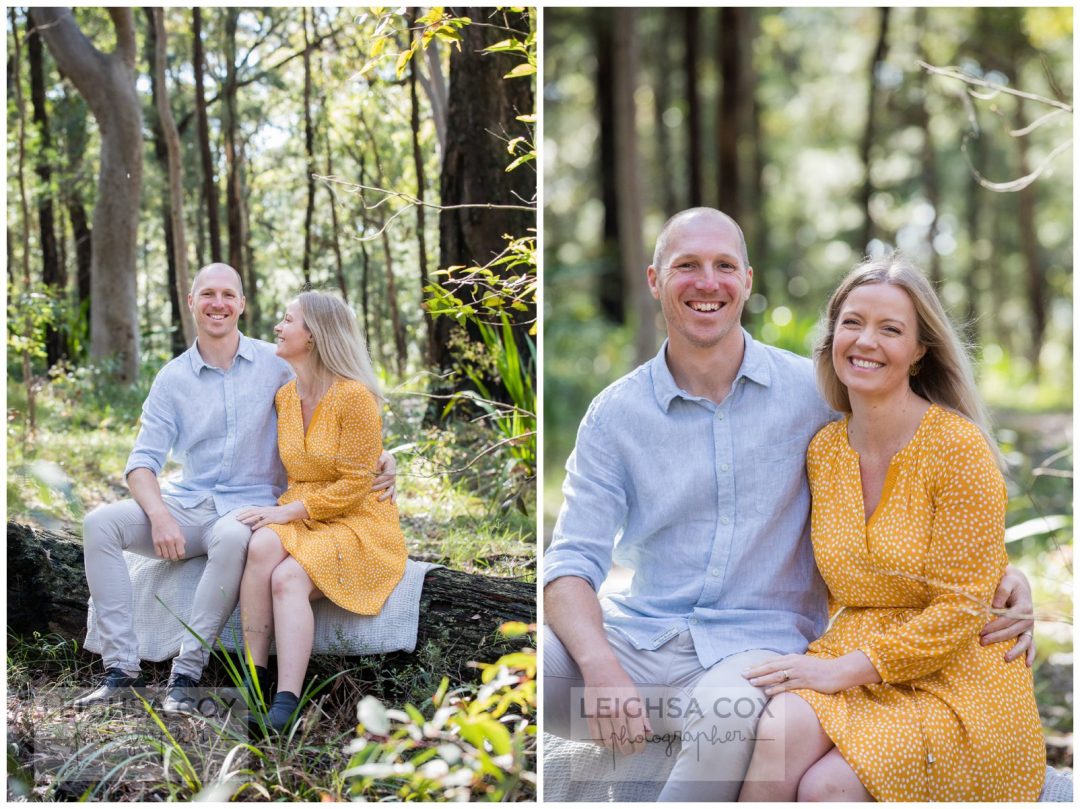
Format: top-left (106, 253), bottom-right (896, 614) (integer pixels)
top-left (273, 299), bottom-right (311, 361)
top-left (831, 282), bottom-right (926, 403)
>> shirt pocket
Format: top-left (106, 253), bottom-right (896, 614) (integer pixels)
top-left (753, 435), bottom-right (809, 515)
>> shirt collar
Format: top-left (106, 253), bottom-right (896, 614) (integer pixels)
top-left (651, 328), bottom-right (772, 411)
top-left (186, 332), bottom-right (256, 373)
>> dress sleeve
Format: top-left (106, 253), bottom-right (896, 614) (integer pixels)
top-left (859, 422), bottom-right (1008, 684)
top-left (542, 396), bottom-right (627, 592)
top-left (300, 383), bottom-right (383, 520)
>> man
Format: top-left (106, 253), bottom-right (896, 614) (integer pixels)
top-left (543, 208), bottom-right (1035, 801)
top-left (75, 263), bottom-right (394, 712)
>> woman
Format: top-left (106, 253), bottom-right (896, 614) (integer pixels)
top-left (236, 291), bottom-right (406, 731)
top-left (738, 253), bottom-right (1045, 801)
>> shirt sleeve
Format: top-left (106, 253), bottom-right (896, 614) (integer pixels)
top-left (859, 423), bottom-right (1008, 684)
top-left (543, 397), bottom-right (628, 592)
top-left (300, 383), bottom-right (383, 521)
top-left (123, 369), bottom-right (178, 478)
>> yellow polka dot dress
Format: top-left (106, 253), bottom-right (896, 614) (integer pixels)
top-left (794, 405), bottom-right (1045, 801)
top-left (267, 378), bottom-right (406, 615)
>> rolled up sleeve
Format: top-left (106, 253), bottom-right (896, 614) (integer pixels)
top-left (543, 401), bottom-right (627, 592)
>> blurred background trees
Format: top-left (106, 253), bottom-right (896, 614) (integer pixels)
top-left (544, 5), bottom-right (1071, 767)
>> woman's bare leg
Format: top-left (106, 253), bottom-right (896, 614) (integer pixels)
top-left (797, 748), bottom-right (873, 802)
top-left (270, 556), bottom-right (324, 696)
top-left (739, 692), bottom-right (833, 801)
top-left (238, 527), bottom-right (288, 667)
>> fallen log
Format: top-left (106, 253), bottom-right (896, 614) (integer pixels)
top-left (7, 521), bottom-right (536, 678)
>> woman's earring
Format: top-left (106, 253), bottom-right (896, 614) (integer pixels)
top-left (909, 360), bottom-right (921, 377)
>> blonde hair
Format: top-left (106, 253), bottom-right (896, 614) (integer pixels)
top-left (814, 252), bottom-right (1001, 464)
top-left (296, 291), bottom-right (384, 403)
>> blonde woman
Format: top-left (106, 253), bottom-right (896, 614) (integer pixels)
top-left (236, 291), bottom-right (406, 731)
top-left (738, 254), bottom-right (1044, 801)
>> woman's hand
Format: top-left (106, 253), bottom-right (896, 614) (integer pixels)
top-left (372, 450), bottom-right (397, 503)
top-left (742, 651), bottom-right (880, 696)
top-left (235, 502), bottom-right (307, 530)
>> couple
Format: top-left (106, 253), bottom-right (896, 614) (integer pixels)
top-left (544, 208), bottom-right (1045, 801)
top-left (75, 263), bottom-right (406, 732)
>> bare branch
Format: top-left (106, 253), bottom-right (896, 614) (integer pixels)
top-left (918, 60), bottom-right (1072, 112)
top-left (962, 135), bottom-right (1073, 192)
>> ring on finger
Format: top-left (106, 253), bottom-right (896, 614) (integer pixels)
top-left (780, 669), bottom-right (791, 682)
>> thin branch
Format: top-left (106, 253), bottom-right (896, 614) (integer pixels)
top-left (961, 135), bottom-right (1072, 192)
top-left (1009, 107), bottom-right (1068, 137)
top-left (918, 60), bottom-right (1073, 112)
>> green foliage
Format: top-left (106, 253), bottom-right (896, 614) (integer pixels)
top-left (6, 281), bottom-right (61, 368)
top-left (342, 629), bottom-right (535, 801)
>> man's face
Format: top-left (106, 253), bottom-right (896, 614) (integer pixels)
top-left (647, 215), bottom-right (753, 351)
top-left (188, 266), bottom-right (245, 341)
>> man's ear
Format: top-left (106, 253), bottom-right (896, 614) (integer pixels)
top-left (744, 266), bottom-right (754, 299)
top-left (647, 265), bottom-right (660, 300)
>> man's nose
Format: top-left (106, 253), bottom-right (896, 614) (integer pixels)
top-left (695, 266), bottom-right (721, 291)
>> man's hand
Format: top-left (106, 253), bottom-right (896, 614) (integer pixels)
top-left (581, 663), bottom-right (653, 755)
top-left (151, 513), bottom-right (186, 561)
top-left (235, 502), bottom-right (306, 531)
top-left (981, 564), bottom-right (1036, 666)
top-left (373, 450), bottom-right (397, 503)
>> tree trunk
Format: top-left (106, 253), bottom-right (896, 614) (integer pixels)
top-left (151, 8), bottom-right (195, 347)
top-left (420, 39), bottom-right (449, 154)
top-left (716, 7), bottom-right (741, 222)
top-left (7, 521), bottom-right (535, 677)
top-left (192, 8), bottom-right (222, 264)
top-left (612, 10), bottom-right (655, 366)
top-left (650, 15), bottom-right (677, 216)
top-left (27, 14), bottom-right (66, 368)
top-left (31, 7), bottom-right (143, 383)
top-left (301, 7), bottom-right (316, 286)
top-left (593, 8), bottom-right (624, 326)
top-left (858, 8), bottom-right (891, 254)
top-left (223, 9), bottom-right (255, 330)
top-left (143, 8), bottom-right (185, 358)
top-left (12, 8), bottom-right (37, 434)
top-left (324, 132), bottom-right (349, 303)
top-left (433, 8), bottom-right (536, 403)
top-left (683, 8), bottom-right (703, 207)
top-left (358, 111), bottom-right (408, 377)
top-left (1013, 98), bottom-right (1044, 380)
top-left (408, 8), bottom-right (435, 364)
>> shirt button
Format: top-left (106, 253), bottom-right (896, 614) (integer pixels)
top-left (718, 414), bottom-right (725, 421)
top-left (720, 516), bottom-right (730, 525)
top-left (711, 568), bottom-right (721, 577)
top-left (721, 463), bottom-right (730, 472)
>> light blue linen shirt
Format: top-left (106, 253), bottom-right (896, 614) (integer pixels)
top-left (544, 330), bottom-right (838, 669)
top-left (124, 334), bottom-right (293, 514)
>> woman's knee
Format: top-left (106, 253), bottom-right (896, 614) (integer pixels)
top-left (245, 528), bottom-right (285, 567)
top-left (271, 558), bottom-right (312, 599)
top-left (797, 752), bottom-right (865, 802)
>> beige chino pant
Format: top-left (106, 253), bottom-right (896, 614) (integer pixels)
top-left (543, 625), bottom-right (775, 801)
top-left (82, 497), bottom-right (252, 679)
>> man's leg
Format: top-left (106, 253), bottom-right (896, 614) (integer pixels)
top-left (657, 644), bottom-right (777, 802)
top-left (170, 507), bottom-right (252, 679)
top-left (82, 499), bottom-right (212, 676)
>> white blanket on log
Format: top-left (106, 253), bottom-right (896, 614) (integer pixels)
top-left (84, 552), bottom-right (439, 661)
